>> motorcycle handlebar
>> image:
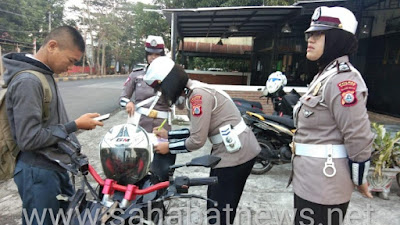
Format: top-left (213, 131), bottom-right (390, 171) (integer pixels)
top-left (175, 176), bottom-right (218, 187)
top-left (88, 165), bottom-right (217, 197)
top-left (88, 165), bottom-right (169, 194)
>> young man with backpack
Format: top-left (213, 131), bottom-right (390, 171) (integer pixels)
top-left (1, 25), bottom-right (103, 225)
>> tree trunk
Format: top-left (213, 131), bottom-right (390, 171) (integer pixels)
top-left (82, 52), bottom-right (86, 74)
top-left (96, 44), bottom-right (101, 75)
top-left (101, 43), bottom-right (106, 75)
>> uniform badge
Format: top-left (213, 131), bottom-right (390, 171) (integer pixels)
top-left (150, 39), bottom-right (157, 47)
top-left (123, 77), bottom-right (131, 86)
top-left (303, 109), bottom-right (314, 118)
top-left (190, 95), bottom-right (202, 105)
top-left (337, 80), bottom-right (357, 107)
top-left (338, 62), bottom-right (351, 73)
top-left (312, 82), bottom-right (322, 96)
top-left (190, 95), bottom-right (203, 117)
top-left (312, 7), bottom-right (321, 21)
top-left (192, 105), bottom-right (202, 117)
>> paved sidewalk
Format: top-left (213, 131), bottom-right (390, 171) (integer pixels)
top-left (1, 110), bottom-right (399, 225)
top-left (54, 74), bottom-right (128, 82)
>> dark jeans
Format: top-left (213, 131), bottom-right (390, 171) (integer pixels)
top-left (150, 152), bottom-right (176, 181)
top-left (14, 160), bottom-right (74, 225)
top-left (294, 194), bottom-right (349, 225)
top-left (207, 158), bottom-right (255, 225)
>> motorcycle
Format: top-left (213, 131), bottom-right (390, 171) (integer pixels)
top-left (52, 96), bottom-right (219, 224)
top-left (56, 135), bottom-right (219, 225)
top-left (234, 71), bottom-right (300, 174)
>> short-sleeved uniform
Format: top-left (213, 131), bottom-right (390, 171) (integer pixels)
top-left (184, 79), bottom-right (261, 225)
top-left (120, 68), bottom-right (175, 181)
top-left (292, 56), bottom-right (374, 205)
top-left (120, 68), bottom-right (171, 132)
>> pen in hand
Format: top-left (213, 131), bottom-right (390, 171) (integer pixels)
top-left (158, 118), bottom-right (167, 131)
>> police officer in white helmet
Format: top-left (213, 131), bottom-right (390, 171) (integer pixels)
top-left (119, 35), bottom-right (176, 182)
top-left (291, 6), bottom-right (374, 225)
top-left (145, 56), bottom-right (261, 225)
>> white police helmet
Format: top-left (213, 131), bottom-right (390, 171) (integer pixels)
top-left (305, 6), bottom-right (358, 35)
top-left (143, 56), bottom-right (175, 88)
top-left (99, 124), bottom-right (153, 185)
top-left (265, 71), bottom-right (287, 94)
top-left (145, 35), bottom-right (165, 54)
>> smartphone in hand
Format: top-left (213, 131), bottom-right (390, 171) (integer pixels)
top-left (93, 113), bottom-right (110, 121)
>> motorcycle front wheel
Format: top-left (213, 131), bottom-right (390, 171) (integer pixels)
top-left (251, 139), bottom-right (274, 175)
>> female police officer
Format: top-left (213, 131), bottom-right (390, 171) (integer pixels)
top-left (145, 56), bottom-right (261, 225)
top-left (292, 6), bottom-right (374, 225)
top-left (119, 35), bottom-right (175, 181)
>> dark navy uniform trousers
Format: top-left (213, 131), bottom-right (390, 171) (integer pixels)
top-left (14, 160), bottom-right (74, 225)
top-left (207, 157), bottom-right (255, 225)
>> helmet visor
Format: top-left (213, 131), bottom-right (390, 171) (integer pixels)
top-left (145, 47), bottom-right (164, 54)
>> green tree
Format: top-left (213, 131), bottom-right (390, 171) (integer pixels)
top-left (0, 0), bottom-right (66, 53)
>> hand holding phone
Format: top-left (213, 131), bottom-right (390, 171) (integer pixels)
top-left (93, 113), bottom-right (110, 121)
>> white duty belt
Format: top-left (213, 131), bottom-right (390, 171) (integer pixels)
top-left (209, 119), bottom-right (247, 144)
top-left (294, 143), bottom-right (347, 178)
top-left (136, 107), bottom-right (169, 119)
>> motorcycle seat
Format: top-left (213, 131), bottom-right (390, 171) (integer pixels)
top-left (261, 114), bottom-right (295, 129)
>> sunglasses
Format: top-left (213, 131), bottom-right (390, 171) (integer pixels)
top-left (305, 31), bottom-right (324, 42)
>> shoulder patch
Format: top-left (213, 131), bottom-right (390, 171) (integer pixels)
top-left (337, 62), bottom-right (351, 73)
top-left (337, 80), bottom-right (357, 107)
top-left (123, 77), bottom-right (131, 86)
top-left (192, 105), bottom-right (202, 117)
top-left (190, 95), bottom-right (202, 117)
top-left (190, 95), bottom-right (202, 105)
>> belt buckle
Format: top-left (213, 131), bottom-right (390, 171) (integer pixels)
top-left (323, 146), bottom-right (336, 177)
top-left (148, 110), bottom-right (158, 118)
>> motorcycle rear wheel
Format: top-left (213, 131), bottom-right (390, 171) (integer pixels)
top-left (251, 139), bottom-right (274, 175)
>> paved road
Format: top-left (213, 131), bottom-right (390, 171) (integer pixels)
top-left (2, 110), bottom-right (399, 225)
top-left (58, 77), bottom-right (127, 120)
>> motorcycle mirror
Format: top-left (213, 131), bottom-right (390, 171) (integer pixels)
top-left (187, 155), bottom-right (221, 168)
top-left (120, 97), bottom-right (130, 107)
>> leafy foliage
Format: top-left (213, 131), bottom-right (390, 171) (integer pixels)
top-left (154, 0), bottom-right (294, 8)
top-left (0, 0), bottom-right (66, 52)
top-left (371, 122), bottom-right (400, 177)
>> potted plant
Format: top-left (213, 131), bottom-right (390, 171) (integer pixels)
top-left (367, 122), bottom-right (400, 199)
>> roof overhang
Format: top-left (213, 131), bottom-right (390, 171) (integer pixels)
top-left (163, 6), bottom-right (303, 38)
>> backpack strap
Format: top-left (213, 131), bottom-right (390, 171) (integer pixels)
top-left (8, 70), bottom-right (53, 121)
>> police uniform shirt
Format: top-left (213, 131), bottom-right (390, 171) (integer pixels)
top-left (292, 56), bottom-right (374, 205)
top-left (120, 68), bottom-right (171, 132)
top-left (184, 79), bottom-right (261, 168)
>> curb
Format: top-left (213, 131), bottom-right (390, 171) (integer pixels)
top-left (54, 74), bottom-right (128, 82)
